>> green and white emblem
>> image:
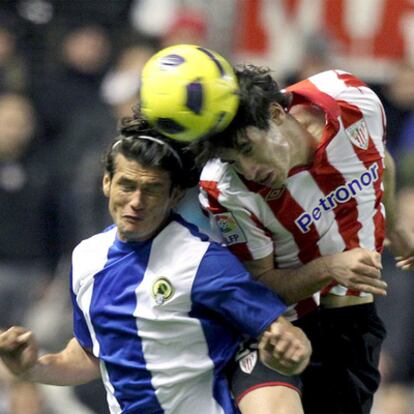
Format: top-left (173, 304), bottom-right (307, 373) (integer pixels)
top-left (152, 277), bottom-right (175, 305)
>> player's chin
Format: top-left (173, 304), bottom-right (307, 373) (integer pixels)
top-left (269, 174), bottom-right (287, 189)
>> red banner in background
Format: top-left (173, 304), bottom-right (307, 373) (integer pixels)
top-left (234, 0), bottom-right (414, 81)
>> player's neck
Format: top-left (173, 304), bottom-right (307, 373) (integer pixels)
top-left (285, 114), bottom-right (320, 168)
top-left (289, 103), bottom-right (326, 142)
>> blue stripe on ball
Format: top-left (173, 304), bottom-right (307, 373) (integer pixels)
top-left (197, 47), bottom-right (225, 76)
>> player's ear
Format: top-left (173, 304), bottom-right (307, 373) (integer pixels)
top-left (269, 102), bottom-right (286, 125)
top-left (170, 186), bottom-right (185, 207)
top-left (102, 173), bottom-right (111, 197)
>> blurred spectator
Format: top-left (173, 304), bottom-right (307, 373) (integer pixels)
top-left (32, 22), bottom-right (112, 144)
top-left (130, 0), bottom-right (209, 47)
top-left (371, 63), bottom-right (414, 158)
top-left (2, 0), bottom-right (133, 30)
top-left (129, 0), bottom-right (180, 38)
top-left (284, 31), bottom-right (339, 86)
top-left (0, 92), bottom-right (56, 413)
top-left (0, 12), bottom-right (29, 93)
top-left (49, 0), bottom-right (133, 31)
top-left (396, 114), bottom-right (414, 187)
top-left (0, 92), bottom-right (57, 273)
top-left (161, 9), bottom-right (208, 47)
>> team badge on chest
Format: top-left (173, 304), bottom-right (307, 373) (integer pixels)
top-left (152, 277), bottom-right (175, 305)
top-left (345, 118), bottom-right (369, 150)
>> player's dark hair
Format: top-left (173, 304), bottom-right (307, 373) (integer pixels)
top-left (191, 64), bottom-right (290, 166)
top-left (104, 114), bottom-right (199, 189)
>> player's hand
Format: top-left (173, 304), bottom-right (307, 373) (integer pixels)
top-left (386, 224), bottom-right (414, 271)
top-left (258, 318), bottom-right (311, 376)
top-left (0, 326), bottom-right (38, 377)
top-left (323, 248), bottom-right (386, 295)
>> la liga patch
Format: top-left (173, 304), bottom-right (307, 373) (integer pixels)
top-left (214, 212), bottom-right (247, 245)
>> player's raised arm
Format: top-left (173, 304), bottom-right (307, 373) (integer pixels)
top-left (0, 327), bottom-right (100, 386)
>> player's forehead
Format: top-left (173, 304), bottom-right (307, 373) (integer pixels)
top-left (113, 153), bottom-right (171, 185)
top-left (220, 125), bottom-right (266, 153)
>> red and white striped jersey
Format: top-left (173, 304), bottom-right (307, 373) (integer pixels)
top-left (199, 70), bottom-right (387, 321)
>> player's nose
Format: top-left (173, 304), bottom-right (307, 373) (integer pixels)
top-left (129, 190), bottom-right (146, 210)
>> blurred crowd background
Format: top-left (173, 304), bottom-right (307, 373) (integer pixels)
top-left (0, 0), bottom-right (413, 413)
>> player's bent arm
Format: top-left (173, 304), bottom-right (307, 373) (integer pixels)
top-left (24, 337), bottom-right (100, 386)
top-left (27, 337), bottom-right (101, 386)
top-left (258, 316), bottom-right (311, 376)
top-left (245, 248), bottom-right (386, 305)
top-left (0, 327), bottom-right (100, 386)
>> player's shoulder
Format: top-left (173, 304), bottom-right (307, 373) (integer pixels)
top-left (308, 69), bottom-right (378, 98)
top-left (73, 225), bottom-right (117, 262)
top-left (71, 226), bottom-right (117, 293)
top-left (169, 213), bottom-right (236, 257)
top-left (200, 158), bottom-right (249, 197)
top-left (201, 158), bottom-right (230, 182)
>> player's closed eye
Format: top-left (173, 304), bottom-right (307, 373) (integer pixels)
top-left (120, 183), bottom-right (136, 192)
top-left (239, 142), bottom-right (253, 156)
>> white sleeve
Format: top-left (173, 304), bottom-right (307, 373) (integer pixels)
top-left (199, 162), bottom-right (274, 261)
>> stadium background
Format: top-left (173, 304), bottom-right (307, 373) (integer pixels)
top-left (0, 0), bottom-right (413, 413)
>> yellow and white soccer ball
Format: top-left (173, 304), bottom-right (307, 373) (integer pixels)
top-left (140, 44), bottom-right (239, 142)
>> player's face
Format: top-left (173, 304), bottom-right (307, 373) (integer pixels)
top-left (103, 154), bottom-right (182, 242)
top-left (218, 123), bottom-right (291, 189)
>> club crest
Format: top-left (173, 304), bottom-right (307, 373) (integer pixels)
top-left (345, 119), bottom-right (369, 150)
top-left (239, 351), bottom-right (258, 374)
top-left (152, 277), bottom-right (175, 305)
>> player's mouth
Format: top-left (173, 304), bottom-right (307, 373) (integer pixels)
top-left (123, 214), bottom-right (144, 223)
top-left (257, 171), bottom-right (276, 187)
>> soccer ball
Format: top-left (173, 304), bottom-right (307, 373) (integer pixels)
top-left (140, 44), bottom-right (239, 142)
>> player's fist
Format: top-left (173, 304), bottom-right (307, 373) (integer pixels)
top-left (258, 317), bottom-right (311, 376)
top-left (0, 326), bottom-right (38, 377)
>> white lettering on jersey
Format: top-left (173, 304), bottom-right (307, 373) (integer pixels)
top-left (295, 162), bottom-right (379, 233)
top-left (214, 212), bottom-right (247, 245)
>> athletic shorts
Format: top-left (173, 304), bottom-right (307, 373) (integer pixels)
top-left (229, 310), bottom-right (321, 405)
top-left (229, 304), bottom-right (385, 414)
top-left (309, 302), bottom-right (386, 414)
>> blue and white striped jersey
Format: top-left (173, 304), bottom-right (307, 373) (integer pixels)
top-left (70, 214), bottom-right (286, 414)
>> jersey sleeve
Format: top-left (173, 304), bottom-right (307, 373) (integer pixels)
top-left (70, 267), bottom-right (93, 349)
top-left (191, 243), bottom-right (287, 338)
top-left (199, 164), bottom-right (274, 262)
